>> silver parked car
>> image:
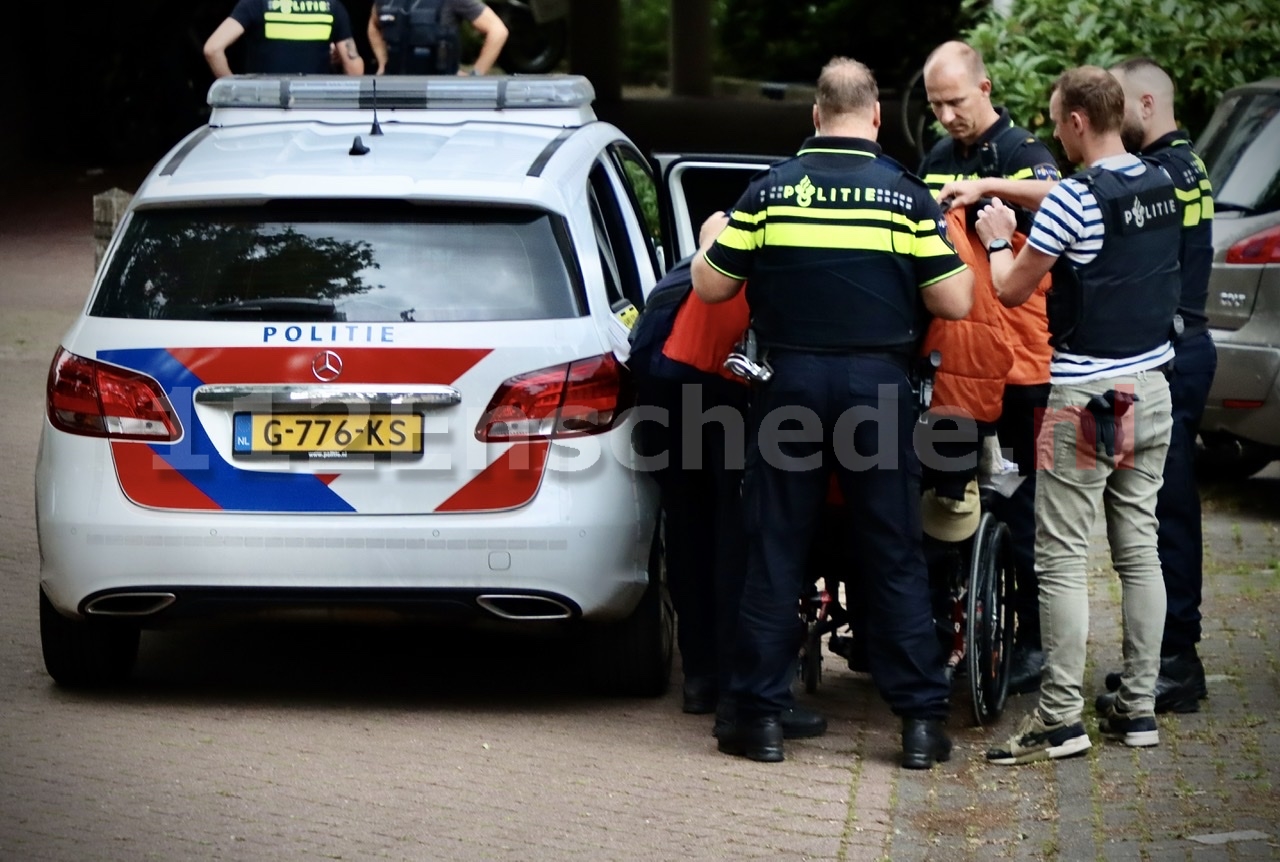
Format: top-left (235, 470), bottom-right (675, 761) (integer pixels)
top-left (1198, 77), bottom-right (1280, 479)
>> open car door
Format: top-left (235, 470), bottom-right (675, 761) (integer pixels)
top-left (652, 154), bottom-right (785, 263)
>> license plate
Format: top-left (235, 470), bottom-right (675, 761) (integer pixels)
top-left (232, 413), bottom-right (423, 456)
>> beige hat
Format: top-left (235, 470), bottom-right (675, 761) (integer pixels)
top-left (921, 478), bottom-right (981, 543)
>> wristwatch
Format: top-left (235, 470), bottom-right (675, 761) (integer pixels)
top-left (985, 238), bottom-right (1013, 257)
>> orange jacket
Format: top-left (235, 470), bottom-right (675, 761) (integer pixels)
top-left (996, 234), bottom-right (1052, 387)
top-left (661, 289), bottom-right (750, 383)
top-left (920, 207), bottom-right (1014, 424)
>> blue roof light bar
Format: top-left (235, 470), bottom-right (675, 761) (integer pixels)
top-left (208, 75), bottom-right (596, 111)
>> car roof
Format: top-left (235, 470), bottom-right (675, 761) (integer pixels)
top-left (1225, 77), bottom-right (1280, 96)
top-left (132, 74), bottom-right (602, 207)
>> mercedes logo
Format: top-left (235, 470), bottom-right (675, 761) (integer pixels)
top-left (311, 350), bottom-right (343, 382)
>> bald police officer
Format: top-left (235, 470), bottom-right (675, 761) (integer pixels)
top-left (693, 57), bottom-right (973, 768)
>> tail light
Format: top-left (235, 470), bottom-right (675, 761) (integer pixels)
top-left (1226, 224), bottom-right (1280, 265)
top-left (47, 348), bottom-right (181, 441)
top-left (476, 354), bottom-right (628, 442)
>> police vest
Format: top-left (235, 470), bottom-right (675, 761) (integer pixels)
top-left (745, 156), bottom-right (928, 354)
top-left (378, 0), bottom-right (460, 74)
top-left (1143, 135), bottom-right (1214, 337)
top-left (1047, 163), bottom-right (1181, 358)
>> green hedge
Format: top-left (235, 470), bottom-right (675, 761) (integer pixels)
top-left (962, 0), bottom-right (1280, 157)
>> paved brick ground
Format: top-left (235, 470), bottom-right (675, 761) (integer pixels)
top-left (1, 166), bottom-right (1277, 861)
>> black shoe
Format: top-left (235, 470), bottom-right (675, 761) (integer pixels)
top-left (681, 676), bottom-right (718, 715)
top-left (713, 703), bottom-right (828, 740)
top-left (1101, 651), bottom-right (1207, 714)
top-left (717, 714), bottom-right (785, 762)
top-left (901, 718), bottom-right (952, 770)
top-left (1007, 645), bottom-right (1046, 695)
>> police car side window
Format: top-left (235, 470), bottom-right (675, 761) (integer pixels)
top-left (589, 161), bottom-right (648, 309)
top-left (588, 188), bottom-right (626, 310)
top-left (607, 143), bottom-right (663, 277)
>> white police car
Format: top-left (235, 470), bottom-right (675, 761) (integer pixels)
top-left (35, 74), bottom-right (774, 694)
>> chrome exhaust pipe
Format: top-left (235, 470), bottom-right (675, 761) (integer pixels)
top-left (84, 592), bottom-right (177, 617)
top-left (476, 594), bottom-right (572, 621)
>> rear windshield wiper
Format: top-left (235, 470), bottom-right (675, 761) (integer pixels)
top-left (1213, 201), bottom-right (1257, 215)
top-left (205, 297), bottom-right (341, 321)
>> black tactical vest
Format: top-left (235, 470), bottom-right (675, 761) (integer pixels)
top-left (1047, 162), bottom-right (1181, 358)
top-left (378, 0), bottom-right (459, 74)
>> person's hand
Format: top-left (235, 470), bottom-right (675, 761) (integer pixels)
top-left (698, 210), bottom-right (731, 248)
top-left (975, 197), bottom-right (1017, 246)
top-left (937, 178), bottom-right (987, 209)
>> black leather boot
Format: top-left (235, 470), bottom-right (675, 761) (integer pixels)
top-left (901, 718), bottom-right (952, 769)
top-left (1101, 650), bottom-right (1208, 714)
top-left (713, 701), bottom-right (827, 740)
top-left (681, 676), bottom-right (718, 714)
top-left (717, 714), bottom-right (785, 762)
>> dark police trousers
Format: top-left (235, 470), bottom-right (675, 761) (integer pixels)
top-left (1156, 330), bottom-right (1217, 654)
top-left (729, 351), bottom-right (951, 719)
top-left (636, 377), bottom-right (749, 692)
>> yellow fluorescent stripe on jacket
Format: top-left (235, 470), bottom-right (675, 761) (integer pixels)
top-left (922, 173), bottom-right (966, 188)
top-left (715, 224), bottom-right (762, 251)
top-left (264, 12), bottom-right (334, 40)
top-left (1173, 186), bottom-right (1216, 227)
top-left (920, 262), bottom-right (969, 287)
top-left (265, 21), bottom-right (334, 39)
top-left (764, 223), bottom-right (954, 257)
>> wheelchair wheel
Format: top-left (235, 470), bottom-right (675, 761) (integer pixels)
top-left (965, 513), bottom-right (1015, 725)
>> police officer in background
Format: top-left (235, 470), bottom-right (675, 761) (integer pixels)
top-left (204, 0), bottom-right (364, 77)
top-left (917, 40), bottom-right (1062, 696)
top-left (1096, 57), bottom-right (1216, 715)
top-left (980, 66), bottom-right (1178, 765)
top-left (369, 0), bottom-right (509, 75)
top-left (692, 57), bottom-right (973, 767)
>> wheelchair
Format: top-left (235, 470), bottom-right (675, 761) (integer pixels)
top-left (796, 483), bottom-right (1017, 728)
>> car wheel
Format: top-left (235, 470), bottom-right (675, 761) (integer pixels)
top-left (583, 530), bottom-right (674, 697)
top-left (1196, 434), bottom-right (1275, 482)
top-left (40, 588), bottom-right (140, 687)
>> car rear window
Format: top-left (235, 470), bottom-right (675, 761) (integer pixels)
top-left (1198, 89), bottom-right (1280, 217)
top-left (91, 201), bottom-right (585, 322)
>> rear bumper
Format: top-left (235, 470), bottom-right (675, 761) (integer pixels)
top-left (36, 430), bottom-right (659, 624)
top-left (1202, 331), bottom-right (1280, 448)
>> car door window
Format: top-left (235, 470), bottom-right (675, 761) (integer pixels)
top-left (1200, 90), bottom-right (1280, 215)
top-left (589, 160), bottom-right (653, 308)
top-left (588, 189), bottom-right (626, 313)
top-left (607, 143), bottom-right (664, 275)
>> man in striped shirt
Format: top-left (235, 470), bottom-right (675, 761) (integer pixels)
top-left (974, 66), bottom-right (1180, 766)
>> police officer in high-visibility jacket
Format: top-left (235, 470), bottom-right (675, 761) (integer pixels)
top-left (204, 0), bottom-right (364, 78)
top-left (692, 57), bottom-right (973, 768)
